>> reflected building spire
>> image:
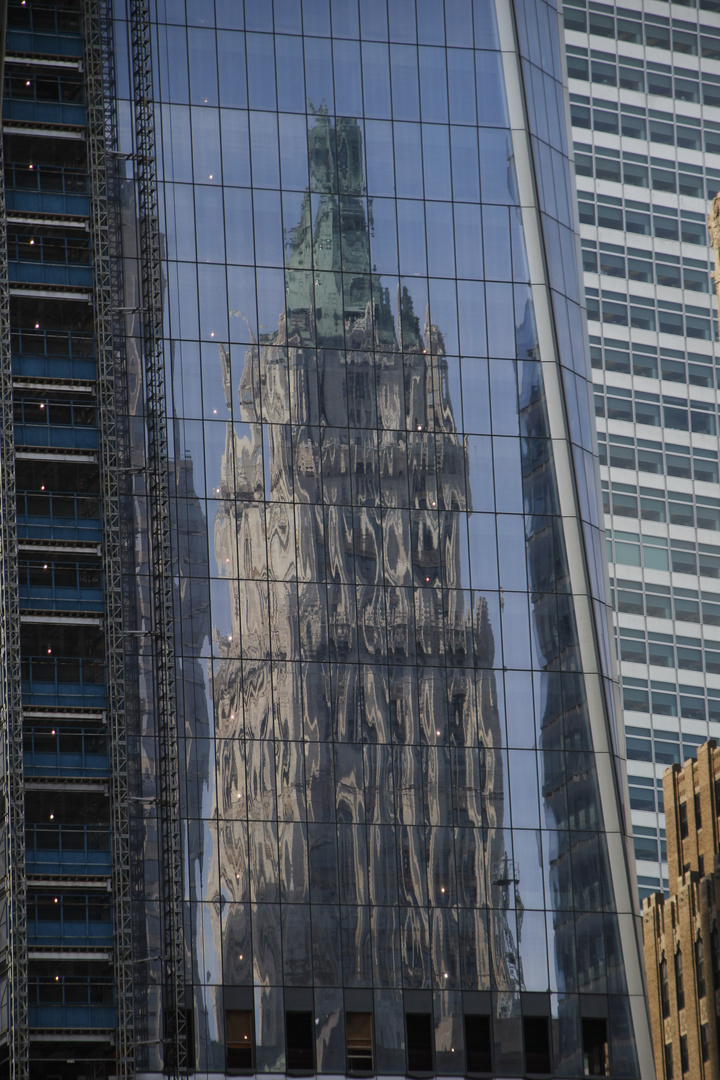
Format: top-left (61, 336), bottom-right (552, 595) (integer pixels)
top-left (209, 114), bottom-right (522, 1032)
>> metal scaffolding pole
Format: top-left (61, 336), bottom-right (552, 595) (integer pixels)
top-left (0, 139), bottom-right (29, 1080)
top-left (83, 1), bottom-right (135, 1077)
top-left (129, 0), bottom-right (187, 1074)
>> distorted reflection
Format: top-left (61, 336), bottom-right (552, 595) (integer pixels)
top-left (167, 114), bottom-right (625, 1069)
top-left (196, 113), bottom-right (525, 1006)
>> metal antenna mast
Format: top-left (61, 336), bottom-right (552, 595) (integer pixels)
top-left (129, 0), bottom-right (187, 1074)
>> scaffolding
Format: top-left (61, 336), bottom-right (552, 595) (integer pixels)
top-left (0, 137), bottom-right (30, 1080)
top-left (0, 0), bottom-right (184, 1071)
top-left (129, 0), bottom-right (187, 1075)
top-left (83, 1), bottom-right (135, 1077)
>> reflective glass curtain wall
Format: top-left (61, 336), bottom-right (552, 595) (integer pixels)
top-left (110, 0), bottom-right (653, 1075)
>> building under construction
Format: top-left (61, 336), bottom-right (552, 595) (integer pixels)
top-left (1, 0), bottom-right (175, 1076)
top-left (0, 1), bottom-right (654, 1078)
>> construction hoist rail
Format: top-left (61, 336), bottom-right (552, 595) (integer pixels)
top-left (0, 139), bottom-right (29, 1080)
top-left (129, 0), bottom-right (187, 1074)
top-left (83, 1), bottom-right (135, 1077)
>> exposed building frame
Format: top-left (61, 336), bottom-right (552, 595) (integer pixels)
top-left (128, 0), bottom-right (187, 1074)
top-left (0, 136), bottom-right (30, 1080)
top-left (83, 0), bottom-right (135, 1076)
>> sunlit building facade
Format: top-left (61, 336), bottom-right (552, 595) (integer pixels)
top-left (0, 0), bottom-right (652, 1076)
top-left (562, 0), bottom-right (720, 903)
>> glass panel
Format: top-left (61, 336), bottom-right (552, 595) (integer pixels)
top-left (113, 10), bottom-right (648, 1076)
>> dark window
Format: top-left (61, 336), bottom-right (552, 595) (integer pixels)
top-left (696, 937), bottom-right (706, 998)
top-left (695, 793), bottom-right (702, 829)
top-left (226, 1010), bottom-right (253, 1071)
top-left (660, 958), bottom-right (669, 1018)
top-left (712, 925), bottom-right (720, 989)
top-left (665, 1043), bottom-right (674, 1080)
top-left (406, 1013), bottom-right (433, 1073)
top-left (680, 1034), bottom-right (688, 1074)
top-left (676, 949), bottom-right (685, 1010)
top-left (679, 802), bottom-right (688, 839)
top-left (286, 1011), bottom-right (314, 1072)
top-left (701, 1023), bottom-right (710, 1063)
top-left (523, 1016), bottom-right (551, 1075)
top-left (346, 1012), bottom-right (373, 1074)
top-left (464, 1014), bottom-right (492, 1074)
top-left (582, 1018), bottom-right (608, 1076)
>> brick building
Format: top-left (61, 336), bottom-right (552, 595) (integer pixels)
top-left (643, 741), bottom-right (720, 1078)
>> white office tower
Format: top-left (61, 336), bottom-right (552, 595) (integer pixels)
top-left (563, 0), bottom-right (720, 899)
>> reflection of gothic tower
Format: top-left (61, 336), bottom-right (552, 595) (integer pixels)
top-left (209, 116), bottom-right (520, 1022)
top-left (161, 100), bottom-right (653, 1076)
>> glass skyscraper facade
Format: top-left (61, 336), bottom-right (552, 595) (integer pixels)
top-left (0, 0), bottom-right (652, 1077)
top-left (562, 0), bottom-right (720, 902)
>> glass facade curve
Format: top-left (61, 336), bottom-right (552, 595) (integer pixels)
top-left (106, 0), bottom-right (653, 1076)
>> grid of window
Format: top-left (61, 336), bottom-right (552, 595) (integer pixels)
top-left (619, 675), bottom-right (720, 725)
top-left (3, 63), bottom-right (85, 105)
top-left (611, 575), bottom-right (720, 631)
top-left (574, 141), bottom-right (720, 201)
top-left (564, 0), bottom-right (720, 52)
top-left (606, 484), bottom-right (720, 538)
top-left (567, 43), bottom-right (720, 106)
top-left (7, 225), bottom-right (90, 266)
top-left (608, 529), bottom-right (720, 585)
top-left (594, 383), bottom-right (717, 435)
top-left (7, 0), bottom-right (82, 35)
top-left (585, 286), bottom-right (714, 342)
top-left (165, 81), bottom-right (605, 1079)
top-left (599, 431), bottom-right (719, 482)
top-left (577, 189), bottom-right (708, 248)
top-left (582, 239), bottom-right (711, 299)
top-left (570, 92), bottom-right (720, 154)
top-left (619, 629), bottom-right (720, 680)
top-left (625, 725), bottom-right (707, 766)
top-left (105, 0), bottom-right (649, 1073)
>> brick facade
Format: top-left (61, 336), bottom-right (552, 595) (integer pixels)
top-left (643, 741), bottom-right (720, 1079)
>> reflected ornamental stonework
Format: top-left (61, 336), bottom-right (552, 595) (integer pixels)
top-left (162, 111), bottom-right (639, 1075)
top-left (210, 116), bottom-right (517, 997)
